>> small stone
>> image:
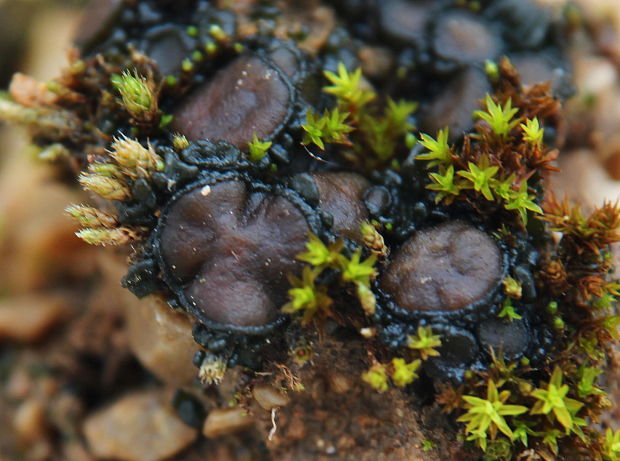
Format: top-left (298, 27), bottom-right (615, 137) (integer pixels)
top-left (83, 391), bottom-right (197, 461)
top-left (379, 0), bottom-right (430, 48)
top-left (124, 293), bottom-right (198, 386)
top-left (512, 54), bottom-right (563, 88)
top-left (25, 440), bottom-right (53, 461)
top-left (74, 0), bottom-right (124, 50)
top-left (432, 11), bottom-right (501, 65)
top-left (327, 372), bottom-right (353, 394)
top-left (290, 6), bottom-right (336, 54)
top-left (363, 186), bottom-right (391, 218)
top-left (9, 73), bottom-right (58, 107)
top-left (39, 376), bottom-right (60, 399)
top-left (286, 414), bottom-right (306, 441)
top-left (60, 441), bottom-right (93, 461)
top-left (14, 399), bottom-right (47, 444)
top-left (0, 295), bottom-right (69, 343)
top-left (359, 327), bottom-right (376, 339)
top-left (478, 317), bottom-right (530, 359)
top-left (172, 390), bottom-right (206, 429)
top-left (325, 445), bottom-right (337, 455)
top-left (359, 46), bottom-right (393, 79)
top-left (0, 182), bottom-right (96, 293)
top-left (420, 67), bottom-right (491, 139)
top-left (551, 150), bottom-right (620, 208)
top-left (202, 407), bottom-right (254, 438)
top-left (48, 392), bottom-right (85, 438)
top-left (253, 385), bottom-right (291, 410)
top-left (6, 369), bottom-right (33, 400)
top-left (605, 150), bottom-right (620, 180)
top-left (144, 26), bottom-right (191, 77)
top-left (337, 435), bottom-right (356, 450)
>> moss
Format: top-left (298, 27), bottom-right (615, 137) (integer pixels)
top-left (301, 62), bottom-right (418, 170)
top-left (282, 230), bottom-right (378, 325)
top-left (110, 71), bottom-right (159, 123)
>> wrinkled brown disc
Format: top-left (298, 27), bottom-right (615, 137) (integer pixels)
top-left (381, 221), bottom-right (502, 312)
top-left (160, 181), bottom-right (309, 327)
top-left (172, 56), bottom-right (291, 149)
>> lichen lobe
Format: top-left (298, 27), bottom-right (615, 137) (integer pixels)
top-left (172, 55), bottom-right (291, 149)
top-left (381, 221), bottom-right (502, 312)
top-left (159, 180), bottom-right (309, 327)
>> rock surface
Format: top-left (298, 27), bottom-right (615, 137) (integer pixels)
top-left (0, 295), bottom-right (69, 342)
top-left (253, 385), bottom-right (291, 411)
top-left (124, 293), bottom-right (198, 386)
top-left (83, 390), bottom-right (198, 461)
top-left (202, 407), bottom-right (255, 439)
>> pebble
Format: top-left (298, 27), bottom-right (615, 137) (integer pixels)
top-left (286, 413), bottom-right (306, 441)
top-left (83, 391), bottom-right (197, 461)
top-left (6, 369), bottom-right (33, 399)
top-left (550, 150), bottom-right (620, 210)
top-left (14, 399), bottom-right (47, 444)
top-left (124, 293), bottom-right (197, 386)
top-left (253, 385), bottom-right (291, 411)
top-left (9, 73), bottom-right (58, 107)
top-left (202, 407), bottom-right (254, 438)
top-left (327, 372), bottom-right (352, 394)
top-left (0, 295), bottom-right (69, 343)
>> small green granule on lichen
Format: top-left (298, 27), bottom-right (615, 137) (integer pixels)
top-left (498, 299), bottom-right (522, 322)
top-left (247, 133), bottom-right (272, 162)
